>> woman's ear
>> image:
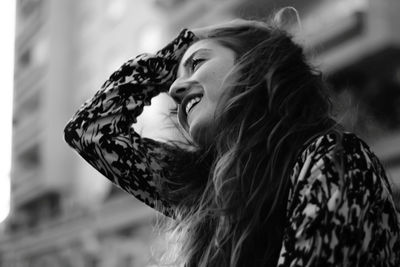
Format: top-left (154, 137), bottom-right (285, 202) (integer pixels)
top-left (271, 7), bottom-right (305, 46)
top-left (272, 7), bottom-right (302, 35)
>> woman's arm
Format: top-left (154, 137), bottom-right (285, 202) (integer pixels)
top-left (64, 29), bottom-right (197, 217)
top-left (277, 133), bottom-right (400, 267)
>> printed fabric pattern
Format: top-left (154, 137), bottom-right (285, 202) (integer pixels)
top-left (64, 29), bottom-right (400, 266)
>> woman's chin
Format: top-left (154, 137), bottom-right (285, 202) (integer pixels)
top-left (189, 123), bottom-right (213, 147)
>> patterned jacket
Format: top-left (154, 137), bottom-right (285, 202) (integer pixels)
top-left (64, 29), bottom-right (400, 266)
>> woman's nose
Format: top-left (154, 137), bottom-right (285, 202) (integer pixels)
top-left (169, 80), bottom-right (190, 104)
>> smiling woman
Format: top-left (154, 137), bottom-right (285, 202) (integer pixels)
top-left (64, 13), bottom-right (400, 267)
top-left (170, 39), bottom-right (236, 144)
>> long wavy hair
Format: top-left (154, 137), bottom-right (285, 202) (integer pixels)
top-left (155, 17), bottom-right (340, 267)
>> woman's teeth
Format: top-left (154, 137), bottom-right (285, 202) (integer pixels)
top-left (185, 97), bottom-right (201, 115)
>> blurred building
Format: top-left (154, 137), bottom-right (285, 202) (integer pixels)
top-left (1, 0), bottom-right (399, 266)
top-left (1, 0), bottom-right (174, 266)
top-left (300, 0), bottom-right (400, 195)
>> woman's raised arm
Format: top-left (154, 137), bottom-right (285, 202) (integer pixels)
top-left (64, 29), bottom-right (197, 217)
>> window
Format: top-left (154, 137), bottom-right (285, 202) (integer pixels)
top-left (14, 90), bottom-right (41, 129)
top-left (17, 37), bottom-right (48, 71)
top-left (18, 143), bottom-right (41, 171)
top-left (18, 0), bottom-right (43, 18)
top-left (21, 91), bottom-right (41, 117)
top-left (18, 48), bottom-right (31, 69)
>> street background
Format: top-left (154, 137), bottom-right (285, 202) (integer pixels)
top-left (1, 0), bottom-right (400, 266)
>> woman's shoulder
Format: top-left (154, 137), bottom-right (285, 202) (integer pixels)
top-left (297, 131), bottom-right (378, 166)
top-left (290, 130), bottom-right (391, 189)
top-left (288, 130), bottom-right (398, 207)
top-left (284, 131), bottom-right (400, 266)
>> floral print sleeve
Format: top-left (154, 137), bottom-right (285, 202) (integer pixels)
top-left (277, 133), bottom-right (400, 266)
top-left (64, 29), bottom-right (197, 217)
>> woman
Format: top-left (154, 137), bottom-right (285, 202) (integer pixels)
top-left (64, 18), bottom-right (400, 266)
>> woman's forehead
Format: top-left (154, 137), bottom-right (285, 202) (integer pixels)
top-left (181, 39), bottom-right (219, 62)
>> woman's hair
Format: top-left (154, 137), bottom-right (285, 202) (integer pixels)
top-left (155, 14), bottom-right (340, 267)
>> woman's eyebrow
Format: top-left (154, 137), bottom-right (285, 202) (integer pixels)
top-left (178, 48), bottom-right (212, 76)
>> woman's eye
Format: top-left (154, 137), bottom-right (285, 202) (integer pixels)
top-left (191, 58), bottom-right (205, 71)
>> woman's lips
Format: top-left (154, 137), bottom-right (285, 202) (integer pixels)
top-left (179, 93), bottom-right (203, 129)
top-left (186, 100), bottom-right (201, 125)
top-left (185, 96), bottom-right (202, 115)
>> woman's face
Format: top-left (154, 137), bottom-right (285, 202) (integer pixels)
top-left (169, 39), bottom-right (236, 144)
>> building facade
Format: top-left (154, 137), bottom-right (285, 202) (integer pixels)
top-left (1, 0), bottom-right (399, 266)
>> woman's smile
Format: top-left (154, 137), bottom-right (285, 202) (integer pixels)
top-left (186, 97), bottom-right (202, 125)
top-left (169, 39), bottom-right (236, 144)
top-left (185, 96), bottom-right (202, 115)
